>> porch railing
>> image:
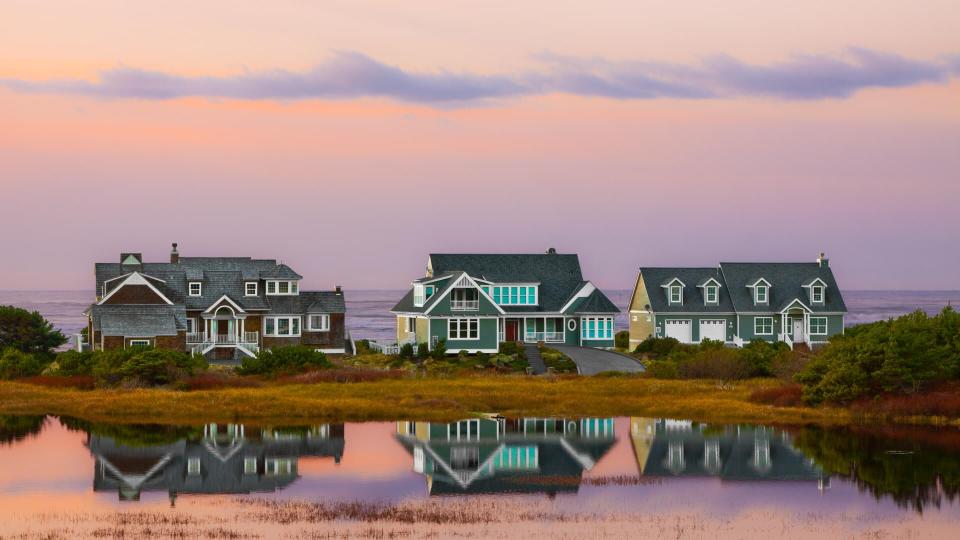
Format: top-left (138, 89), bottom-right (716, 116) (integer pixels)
top-left (523, 331), bottom-right (564, 343)
top-left (450, 300), bottom-right (479, 311)
top-left (187, 332), bottom-right (259, 345)
top-left (779, 333), bottom-right (794, 351)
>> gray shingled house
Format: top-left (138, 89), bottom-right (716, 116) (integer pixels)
top-left (82, 244), bottom-right (347, 360)
top-left (627, 253), bottom-right (846, 350)
top-left (391, 250), bottom-right (620, 354)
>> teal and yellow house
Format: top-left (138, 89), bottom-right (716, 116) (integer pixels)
top-left (391, 250), bottom-right (620, 353)
top-left (628, 253), bottom-right (846, 350)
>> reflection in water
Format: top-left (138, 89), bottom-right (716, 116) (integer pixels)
top-left (81, 421), bottom-right (344, 502)
top-left (0, 415), bottom-right (46, 445)
top-left (396, 418), bottom-right (616, 495)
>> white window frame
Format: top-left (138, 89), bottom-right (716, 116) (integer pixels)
top-left (580, 316), bottom-right (614, 340)
top-left (264, 316), bottom-right (302, 337)
top-left (413, 284), bottom-right (425, 307)
top-left (754, 316), bottom-right (774, 336)
top-left (245, 282), bottom-right (258, 296)
top-left (669, 285), bottom-right (682, 304)
top-left (811, 286), bottom-right (824, 304)
top-left (705, 285), bottom-right (718, 304)
top-left (810, 316), bottom-right (828, 335)
top-left (189, 282), bottom-right (202, 296)
top-left (186, 318), bottom-right (197, 334)
top-left (129, 339), bottom-right (151, 348)
top-left (266, 280), bottom-right (298, 296)
top-left (308, 313), bottom-right (330, 332)
top-left (754, 285), bottom-right (768, 304)
top-left (448, 318), bottom-right (479, 340)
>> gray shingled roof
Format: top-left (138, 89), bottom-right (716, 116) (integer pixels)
top-left (639, 267), bottom-right (736, 313)
top-left (259, 264), bottom-right (303, 280)
top-left (91, 305), bottom-right (186, 336)
top-left (566, 288), bottom-right (621, 314)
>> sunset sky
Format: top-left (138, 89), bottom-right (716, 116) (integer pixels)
top-left (2, 1), bottom-right (958, 290)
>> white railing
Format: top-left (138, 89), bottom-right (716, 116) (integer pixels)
top-left (779, 333), bottom-right (794, 350)
top-left (450, 300), bottom-right (479, 311)
top-left (523, 331), bottom-right (564, 343)
top-left (187, 332), bottom-right (259, 345)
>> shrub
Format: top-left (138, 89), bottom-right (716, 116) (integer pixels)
top-left (615, 331), bottom-right (630, 350)
top-left (739, 340), bottom-right (789, 377)
top-left (416, 342), bottom-right (429, 358)
top-left (398, 343), bottom-right (414, 359)
top-left (118, 349), bottom-right (207, 386)
top-left (0, 306), bottom-right (66, 356)
top-left (237, 346), bottom-right (332, 376)
top-left (645, 360), bottom-right (679, 379)
top-left (749, 384), bottom-right (804, 407)
top-left (430, 339), bottom-right (447, 359)
top-left (541, 347), bottom-right (578, 373)
top-left (49, 350), bottom-right (99, 376)
top-left (634, 337), bottom-right (681, 357)
top-left (498, 341), bottom-right (521, 355)
top-left (677, 347), bottom-right (750, 381)
top-left (0, 348), bottom-right (48, 379)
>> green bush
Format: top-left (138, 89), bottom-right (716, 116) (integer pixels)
top-left (634, 337), bottom-right (681, 357)
top-left (738, 340), bottom-right (790, 377)
top-left (797, 308), bottom-right (960, 405)
top-left (645, 360), bottom-right (679, 379)
top-left (676, 347), bottom-right (750, 381)
top-left (615, 331), bottom-right (630, 350)
top-left (0, 348), bottom-right (47, 379)
top-left (398, 343), bottom-right (414, 359)
top-left (118, 349), bottom-right (207, 386)
top-left (237, 346), bottom-right (331, 376)
top-left (416, 342), bottom-right (429, 358)
top-left (49, 350), bottom-right (99, 376)
top-left (430, 339), bottom-right (447, 359)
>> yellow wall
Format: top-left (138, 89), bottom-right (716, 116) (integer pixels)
top-left (629, 273), bottom-right (654, 347)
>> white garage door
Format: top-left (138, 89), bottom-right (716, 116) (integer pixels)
top-left (699, 320), bottom-right (726, 343)
top-left (664, 320), bottom-right (692, 343)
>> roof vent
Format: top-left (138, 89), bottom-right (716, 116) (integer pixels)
top-left (120, 253), bottom-right (143, 268)
top-left (170, 242), bottom-right (180, 264)
top-left (546, 247), bottom-right (557, 255)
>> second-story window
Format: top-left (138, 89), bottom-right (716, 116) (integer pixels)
top-left (705, 285), bottom-right (718, 304)
top-left (266, 280), bottom-right (298, 296)
top-left (451, 288), bottom-right (479, 310)
top-left (755, 285), bottom-right (768, 304)
top-left (189, 282), bottom-right (202, 296)
top-left (811, 285), bottom-right (824, 303)
top-left (245, 282), bottom-right (258, 296)
top-left (669, 285), bottom-right (682, 304)
top-left (413, 284), bottom-right (425, 307)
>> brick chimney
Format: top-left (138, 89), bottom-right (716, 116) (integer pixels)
top-left (546, 247), bottom-right (557, 255)
top-left (170, 243), bottom-right (180, 264)
top-left (335, 285), bottom-right (343, 294)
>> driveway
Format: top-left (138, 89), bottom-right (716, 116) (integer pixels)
top-left (552, 346), bottom-right (645, 375)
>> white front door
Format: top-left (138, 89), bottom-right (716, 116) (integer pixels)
top-left (699, 320), bottom-right (726, 342)
top-left (664, 320), bottom-right (692, 344)
top-left (792, 318), bottom-right (805, 343)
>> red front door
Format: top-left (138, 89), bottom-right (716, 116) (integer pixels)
top-left (505, 320), bottom-right (518, 342)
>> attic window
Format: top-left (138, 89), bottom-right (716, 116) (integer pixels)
top-left (669, 285), bottom-right (682, 304)
top-left (189, 282), bottom-right (202, 296)
top-left (705, 285), bottom-right (718, 304)
top-left (811, 285), bottom-right (824, 303)
top-left (755, 285), bottom-right (768, 304)
top-left (245, 282), bottom-right (258, 296)
top-left (413, 284), bottom-right (425, 307)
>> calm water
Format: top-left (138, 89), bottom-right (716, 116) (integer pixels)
top-left (0, 415), bottom-right (959, 537)
top-left (2, 289), bottom-right (959, 345)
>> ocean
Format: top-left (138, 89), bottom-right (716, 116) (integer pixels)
top-left (1, 289), bottom-right (958, 345)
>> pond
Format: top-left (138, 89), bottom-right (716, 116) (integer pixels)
top-left (1, 415), bottom-right (959, 538)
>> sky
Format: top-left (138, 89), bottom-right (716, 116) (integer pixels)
top-left (1, 1), bottom-right (959, 291)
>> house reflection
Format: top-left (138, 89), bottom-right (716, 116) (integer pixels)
top-left (87, 423), bottom-right (345, 502)
top-left (630, 418), bottom-right (828, 486)
top-left (396, 417), bottom-right (616, 495)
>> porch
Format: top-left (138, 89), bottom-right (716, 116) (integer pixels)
top-left (498, 317), bottom-right (566, 344)
top-left (778, 303), bottom-right (812, 350)
top-left (187, 306), bottom-right (259, 356)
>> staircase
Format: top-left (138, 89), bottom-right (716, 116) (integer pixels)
top-left (524, 344), bottom-right (547, 375)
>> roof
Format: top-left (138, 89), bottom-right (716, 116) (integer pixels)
top-left (91, 305), bottom-right (186, 336)
top-left (259, 264), bottom-right (303, 280)
top-left (638, 262), bottom-right (846, 314)
top-left (565, 288), bottom-right (621, 314)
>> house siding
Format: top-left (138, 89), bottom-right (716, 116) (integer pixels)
top-left (628, 274), bottom-right (655, 347)
top-left (430, 318), bottom-right (498, 352)
top-left (101, 285), bottom-right (168, 305)
top-left (299, 313), bottom-right (346, 350)
top-left (426, 287), bottom-right (500, 316)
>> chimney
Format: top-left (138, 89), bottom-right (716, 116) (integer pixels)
top-left (170, 243), bottom-right (180, 264)
top-left (817, 252), bottom-right (829, 268)
top-left (546, 247), bottom-right (557, 255)
top-left (335, 285), bottom-right (343, 294)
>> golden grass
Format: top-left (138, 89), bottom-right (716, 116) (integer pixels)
top-left (0, 376), bottom-right (858, 426)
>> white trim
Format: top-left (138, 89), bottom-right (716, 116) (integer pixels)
top-left (265, 280), bottom-right (299, 296)
top-left (263, 315), bottom-right (302, 337)
top-left (189, 282), bottom-right (202, 297)
top-left (97, 272), bottom-right (175, 306)
top-left (559, 282), bottom-right (597, 313)
top-left (746, 277), bottom-right (772, 288)
top-left (802, 277), bottom-right (828, 289)
top-left (203, 294), bottom-right (246, 314)
top-left (307, 313), bottom-right (331, 332)
top-left (128, 338), bottom-right (151, 348)
top-left (779, 298), bottom-right (813, 314)
top-left (580, 316), bottom-right (614, 340)
top-left (424, 273), bottom-right (505, 315)
top-left (245, 282), bottom-right (258, 296)
top-left (668, 284), bottom-right (683, 305)
top-left (754, 316), bottom-right (774, 335)
top-left (809, 316), bottom-right (828, 335)
top-left (447, 318), bottom-right (480, 340)
top-left (316, 348), bottom-right (346, 354)
top-left (660, 277), bottom-right (687, 288)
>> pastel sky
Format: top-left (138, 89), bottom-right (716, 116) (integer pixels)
top-left (2, 1), bottom-right (959, 290)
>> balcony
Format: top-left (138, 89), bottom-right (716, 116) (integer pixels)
top-left (450, 300), bottom-right (479, 311)
top-left (187, 332), bottom-right (259, 345)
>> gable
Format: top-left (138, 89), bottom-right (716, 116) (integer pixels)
top-left (98, 273), bottom-right (173, 306)
top-left (424, 273), bottom-right (503, 316)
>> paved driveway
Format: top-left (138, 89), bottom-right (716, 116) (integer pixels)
top-left (552, 346), bottom-right (645, 375)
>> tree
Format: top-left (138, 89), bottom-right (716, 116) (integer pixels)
top-left (0, 348), bottom-right (46, 379)
top-left (0, 306), bottom-right (66, 356)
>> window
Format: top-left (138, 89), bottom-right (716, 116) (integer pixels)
top-left (308, 314), bottom-right (330, 332)
top-left (244, 457), bottom-right (257, 475)
top-left (754, 317), bottom-right (773, 335)
top-left (413, 284), bottom-right (425, 307)
top-left (265, 458), bottom-right (293, 476)
top-left (451, 288), bottom-right (479, 310)
top-left (425, 285), bottom-right (435, 299)
top-left (811, 286), bottom-right (824, 303)
top-left (245, 282), bottom-right (258, 296)
top-left (186, 318), bottom-right (197, 334)
top-left (189, 282), bottom-right (202, 296)
top-left (491, 285), bottom-right (538, 305)
top-left (129, 339), bottom-right (151, 348)
top-left (266, 280), bottom-right (298, 296)
top-left (810, 316), bottom-right (828, 335)
top-left (581, 317), bottom-right (614, 340)
top-left (187, 458), bottom-right (201, 475)
top-left (670, 285), bottom-right (682, 304)
top-left (705, 285), bottom-right (718, 304)
top-left (265, 316), bottom-right (301, 337)
top-left (448, 318), bottom-right (479, 340)
top-left (406, 317), bottom-right (417, 333)
top-left (755, 285), bottom-right (768, 304)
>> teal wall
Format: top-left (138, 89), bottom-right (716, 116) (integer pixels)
top-left (652, 315), bottom-right (737, 342)
top-left (564, 317), bottom-right (579, 345)
top-left (427, 286), bottom-right (501, 316)
top-left (430, 318), bottom-right (499, 352)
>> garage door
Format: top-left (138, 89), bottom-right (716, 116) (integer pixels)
top-left (699, 320), bottom-right (726, 343)
top-left (664, 320), bottom-right (692, 343)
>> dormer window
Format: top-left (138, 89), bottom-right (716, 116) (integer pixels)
top-left (425, 285), bottom-right (435, 299)
top-left (705, 285), bottom-right (718, 304)
top-left (669, 285), bottom-right (682, 304)
top-left (755, 285), bottom-right (768, 304)
top-left (245, 282), bottom-right (258, 296)
top-left (266, 280), bottom-right (298, 296)
top-left (811, 285), bottom-right (824, 304)
top-left (413, 284), bottom-right (425, 307)
top-left (189, 282), bottom-right (202, 296)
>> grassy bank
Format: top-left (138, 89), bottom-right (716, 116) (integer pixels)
top-left (0, 375), bottom-right (911, 427)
